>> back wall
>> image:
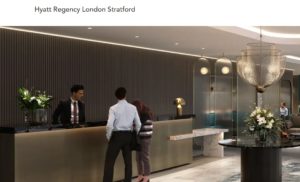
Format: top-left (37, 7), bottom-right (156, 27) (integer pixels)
top-left (0, 29), bottom-right (195, 127)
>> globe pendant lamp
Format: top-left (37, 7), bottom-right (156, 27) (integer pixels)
top-left (237, 28), bottom-right (286, 93)
top-left (216, 56), bottom-right (232, 75)
top-left (198, 56), bottom-right (210, 75)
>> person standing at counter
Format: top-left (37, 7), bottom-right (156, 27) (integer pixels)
top-left (52, 84), bottom-right (85, 128)
top-left (132, 100), bottom-right (153, 182)
top-left (103, 87), bottom-right (141, 182)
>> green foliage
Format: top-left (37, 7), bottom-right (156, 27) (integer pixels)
top-left (17, 87), bottom-right (53, 111)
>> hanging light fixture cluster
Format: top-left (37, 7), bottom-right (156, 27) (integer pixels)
top-left (237, 28), bottom-right (286, 93)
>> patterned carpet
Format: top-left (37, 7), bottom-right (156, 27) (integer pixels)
top-left (282, 162), bottom-right (300, 182)
top-left (222, 162), bottom-right (300, 182)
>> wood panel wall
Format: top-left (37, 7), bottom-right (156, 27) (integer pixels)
top-left (0, 29), bottom-right (195, 127)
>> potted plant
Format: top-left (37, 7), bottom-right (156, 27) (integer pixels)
top-left (17, 87), bottom-right (53, 125)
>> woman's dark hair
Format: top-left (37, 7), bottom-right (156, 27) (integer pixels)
top-left (71, 84), bottom-right (84, 93)
top-left (115, 87), bottom-right (126, 100)
top-left (132, 100), bottom-right (143, 113)
top-left (132, 100), bottom-right (154, 120)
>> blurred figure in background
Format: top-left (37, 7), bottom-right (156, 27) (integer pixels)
top-left (280, 102), bottom-right (289, 121)
top-left (132, 100), bottom-right (154, 182)
top-left (280, 102), bottom-right (289, 138)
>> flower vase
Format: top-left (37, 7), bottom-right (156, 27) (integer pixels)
top-left (35, 109), bottom-right (47, 123)
top-left (24, 110), bottom-right (32, 132)
top-left (24, 110), bottom-right (35, 124)
top-left (256, 131), bottom-right (268, 143)
top-left (24, 109), bottom-right (48, 131)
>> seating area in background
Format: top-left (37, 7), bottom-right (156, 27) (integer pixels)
top-left (287, 114), bottom-right (300, 134)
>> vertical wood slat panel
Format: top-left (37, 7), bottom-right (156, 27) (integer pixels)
top-left (0, 29), bottom-right (195, 127)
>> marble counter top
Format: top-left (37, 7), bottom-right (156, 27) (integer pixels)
top-left (169, 128), bottom-right (229, 140)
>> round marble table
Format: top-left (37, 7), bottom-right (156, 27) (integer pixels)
top-left (219, 139), bottom-right (300, 182)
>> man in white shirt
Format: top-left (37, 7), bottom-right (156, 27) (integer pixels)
top-left (280, 102), bottom-right (289, 120)
top-left (103, 87), bottom-right (141, 182)
top-left (280, 102), bottom-right (289, 136)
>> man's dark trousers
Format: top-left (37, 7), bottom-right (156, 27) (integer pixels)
top-left (103, 131), bottom-right (132, 182)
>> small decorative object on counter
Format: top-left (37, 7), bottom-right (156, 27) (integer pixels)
top-left (17, 87), bottom-right (53, 131)
top-left (244, 106), bottom-right (282, 143)
top-left (174, 97), bottom-right (186, 117)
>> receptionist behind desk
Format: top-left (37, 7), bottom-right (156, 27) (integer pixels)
top-left (52, 84), bottom-right (85, 128)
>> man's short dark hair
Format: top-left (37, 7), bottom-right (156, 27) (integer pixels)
top-left (71, 84), bottom-right (84, 93)
top-left (115, 87), bottom-right (126, 100)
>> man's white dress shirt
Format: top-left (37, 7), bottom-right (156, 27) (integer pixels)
top-left (280, 107), bottom-right (288, 117)
top-left (106, 99), bottom-right (141, 140)
top-left (70, 98), bottom-right (79, 124)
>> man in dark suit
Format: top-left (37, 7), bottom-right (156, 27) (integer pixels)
top-left (52, 84), bottom-right (85, 128)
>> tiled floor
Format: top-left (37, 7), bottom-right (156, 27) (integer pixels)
top-left (137, 147), bottom-right (300, 182)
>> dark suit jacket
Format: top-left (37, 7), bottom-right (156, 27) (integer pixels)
top-left (52, 99), bottom-right (85, 126)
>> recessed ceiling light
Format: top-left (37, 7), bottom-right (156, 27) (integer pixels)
top-left (175, 42), bottom-right (179, 46)
top-left (201, 48), bottom-right (205, 50)
top-left (135, 35), bottom-right (140, 38)
top-left (87, 27), bottom-right (93, 30)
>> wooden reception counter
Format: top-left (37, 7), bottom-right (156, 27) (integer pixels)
top-left (0, 118), bottom-right (193, 182)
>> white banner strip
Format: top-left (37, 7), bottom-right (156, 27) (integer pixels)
top-left (0, 0), bottom-right (300, 25)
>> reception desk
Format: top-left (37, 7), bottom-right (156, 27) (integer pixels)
top-left (0, 118), bottom-right (193, 182)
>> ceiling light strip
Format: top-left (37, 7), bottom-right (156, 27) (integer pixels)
top-left (0, 26), bottom-right (217, 60)
top-left (238, 26), bottom-right (300, 39)
top-left (285, 55), bottom-right (300, 61)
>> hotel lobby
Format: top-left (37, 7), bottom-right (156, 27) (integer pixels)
top-left (1, 26), bottom-right (300, 182)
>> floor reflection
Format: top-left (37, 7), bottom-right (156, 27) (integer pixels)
top-left (146, 147), bottom-right (300, 182)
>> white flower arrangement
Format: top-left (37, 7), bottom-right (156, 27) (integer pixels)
top-left (17, 87), bottom-right (53, 111)
top-left (245, 107), bottom-right (282, 141)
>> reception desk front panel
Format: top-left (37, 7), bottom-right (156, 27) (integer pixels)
top-left (0, 118), bottom-right (192, 182)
